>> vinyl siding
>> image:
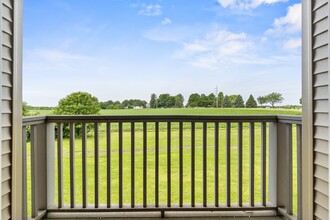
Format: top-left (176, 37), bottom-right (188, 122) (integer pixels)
top-left (313, 0), bottom-right (329, 219)
top-left (1, 0), bottom-right (12, 219)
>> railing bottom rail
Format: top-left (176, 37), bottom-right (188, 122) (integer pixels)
top-left (46, 209), bottom-right (279, 219)
top-left (47, 204), bottom-right (277, 212)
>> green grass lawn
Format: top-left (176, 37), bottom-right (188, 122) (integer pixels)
top-left (25, 108), bottom-right (300, 216)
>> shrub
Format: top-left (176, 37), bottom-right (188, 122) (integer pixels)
top-left (54, 92), bottom-right (100, 137)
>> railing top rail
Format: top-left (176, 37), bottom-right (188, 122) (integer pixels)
top-left (45, 115), bottom-right (279, 123)
top-left (277, 115), bottom-right (302, 125)
top-left (22, 116), bottom-right (46, 126)
top-left (22, 115), bottom-right (302, 124)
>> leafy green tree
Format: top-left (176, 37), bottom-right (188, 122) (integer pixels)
top-left (54, 92), bottom-right (100, 115)
top-left (187, 93), bottom-right (201, 107)
top-left (100, 100), bottom-right (121, 109)
top-left (22, 102), bottom-right (40, 116)
top-left (157, 94), bottom-right (175, 108)
top-left (54, 92), bottom-right (100, 136)
top-left (299, 97), bottom-right (302, 105)
top-left (264, 92), bottom-right (284, 108)
top-left (257, 96), bottom-right (267, 107)
top-left (218, 92), bottom-right (224, 108)
top-left (112, 101), bottom-right (123, 109)
top-left (234, 95), bottom-right (245, 108)
top-left (150, 93), bottom-right (157, 108)
top-left (199, 94), bottom-right (208, 107)
top-left (175, 94), bottom-right (184, 108)
top-left (122, 99), bottom-right (147, 109)
top-left (222, 95), bottom-right (232, 108)
top-left (245, 95), bottom-right (257, 108)
top-left (208, 93), bottom-right (216, 107)
top-left (23, 101), bottom-right (29, 116)
top-left (228, 95), bottom-right (238, 106)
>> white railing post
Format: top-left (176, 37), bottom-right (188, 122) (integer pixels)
top-left (268, 122), bottom-right (277, 206)
top-left (36, 123), bottom-right (47, 211)
top-left (47, 123), bottom-right (55, 208)
top-left (36, 122), bottom-right (55, 212)
top-left (276, 122), bottom-right (292, 215)
top-left (30, 125), bottom-right (39, 217)
top-left (22, 126), bottom-right (27, 220)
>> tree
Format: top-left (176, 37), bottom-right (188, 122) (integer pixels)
top-left (22, 101), bottom-right (40, 116)
top-left (175, 94), bottom-right (184, 108)
top-left (257, 96), bottom-right (267, 107)
top-left (157, 94), bottom-right (175, 108)
top-left (23, 101), bottom-right (29, 116)
top-left (222, 95), bottom-right (232, 108)
top-left (218, 92), bottom-right (224, 108)
top-left (299, 97), bottom-right (302, 105)
top-left (54, 92), bottom-right (100, 136)
top-left (234, 95), bottom-right (245, 108)
top-left (150, 93), bottom-right (157, 108)
top-left (246, 95), bottom-right (257, 108)
top-left (199, 94), bottom-right (209, 107)
top-left (228, 95), bottom-right (238, 106)
top-left (187, 93), bottom-right (201, 107)
top-left (122, 99), bottom-right (147, 109)
top-left (208, 93), bottom-right (216, 107)
top-left (100, 100), bottom-right (121, 109)
top-left (264, 92), bottom-right (284, 108)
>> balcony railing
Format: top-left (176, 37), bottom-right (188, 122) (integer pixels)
top-left (22, 115), bottom-right (302, 219)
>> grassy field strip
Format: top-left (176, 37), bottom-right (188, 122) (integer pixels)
top-left (30, 107), bottom-right (302, 116)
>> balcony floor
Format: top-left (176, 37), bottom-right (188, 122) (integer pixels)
top-left (45, 210), bottom-right (283, 219)
top-left (46, 218), bottom-right (283, 220)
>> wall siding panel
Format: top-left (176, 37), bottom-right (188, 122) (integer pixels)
top-left (1, 205), bottom-right (9, 220)
top-left (314, 3), bottom-right (328, 23)
top-left (313, 17), bottom-right (328, 36)
top-left (314, 0), bottom-right (328, 10)
top-left (314, 85), bottom-right (328, 99)
top-left (314, 126), bottom-right (329, 140)
top-left (314, 58), bottom-right (329, 73)
top-left (315, 100), bottom-right (328, 113)
top-left (314, 45), bottom-right (328, 61)
top-left (315, 113), bottom-right (328, 126)
top-left (1, 1), bottom-right (13, 218)
top-left (315, 152), bottom-right (329, 168)
top-left (314, 72), bottom-right (328, 86)
top-left (315, 139), bottom-right (329, 154)
top-left (312, 1), bottom-right (330, 219)
top-left (315, 178), bottom-right (329, 196)
top-left (314, 31), bottom-right (328, 48)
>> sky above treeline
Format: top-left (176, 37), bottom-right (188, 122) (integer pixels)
top-left (23, 0), bottom-right (301, 106)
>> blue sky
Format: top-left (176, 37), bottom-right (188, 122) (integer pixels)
top-left (23, 0), bottom-right (301, 106)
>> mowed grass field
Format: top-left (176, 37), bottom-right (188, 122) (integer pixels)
top-left (26, 108), bottom-right (301, 215)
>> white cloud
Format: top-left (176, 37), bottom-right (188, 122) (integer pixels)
top-left (266, 3), bottom-right (301, 35)
top-left (218, 0), bottom-right (288, 10)
top-left (33, 49), bottom-right (90, 63)
top-left (283, 38), bottom-right (301, 50)
top-left (174, 30), bottom-right (263, 69)
top-left (265, 3), bottom-right (302, 50)
top-left (162, 18), bottom-right (172, 25)
top-left (138, 4), bottom-right (162, 16)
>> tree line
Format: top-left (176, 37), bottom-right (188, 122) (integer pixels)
top-left (24, 91), bottom-right (287, 118)
top-left (100, 99), bottom-right (147, 109)
top-left (149, 92), bottom-right (284, 108)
